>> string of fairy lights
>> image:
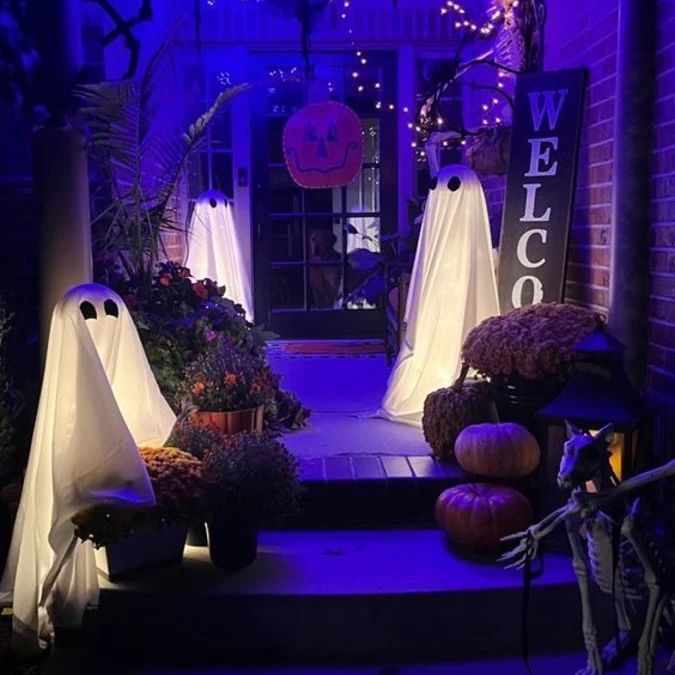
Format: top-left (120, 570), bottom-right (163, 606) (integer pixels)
top-left (334, 0), bottom-right (518, 162)
top-left (206, 0), bottom-right (520, 163)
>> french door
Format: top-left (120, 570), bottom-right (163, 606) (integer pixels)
top-left (252, 51), bottom-right (397, 338)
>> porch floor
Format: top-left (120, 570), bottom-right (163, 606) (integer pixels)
top-left (269, 341), bottom-right (429, 459)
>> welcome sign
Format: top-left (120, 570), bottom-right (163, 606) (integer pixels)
top-left (497, 69), bottom-right (586, 312)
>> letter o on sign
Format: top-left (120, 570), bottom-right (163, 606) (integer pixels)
top-left (511, 276), bottom-right (544, 308)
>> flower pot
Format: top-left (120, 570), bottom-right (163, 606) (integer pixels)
top-left (490, 374), bottom-right (564, 424)
top-left (94, 522), bottom-right (187, 581)
top-left (192, 406), bottom-right (264, 436)
top-left (206, 509), bottom-right (258, 572)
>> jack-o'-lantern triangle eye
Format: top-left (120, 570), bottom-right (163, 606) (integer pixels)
top-left (303, 122), bottom-right (318, 142)
top-left (326, 121), bottom-right (339, 142)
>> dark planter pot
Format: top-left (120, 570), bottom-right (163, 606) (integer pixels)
top-left (490, 373), bottom-right (565, 423)
top-left (206, 509), bottom-right (258, 572)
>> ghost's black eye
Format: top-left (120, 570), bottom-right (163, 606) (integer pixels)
top-left (429, 177), bottom-right (438, 191)
top-left (209, 197), bottom-right (217, 209)
top-left (104, 299), bottom-right (119, 318)
top-left (447, 176), bottom-right (461, 191)
top-left (79, 301), bottom-right (97, 320)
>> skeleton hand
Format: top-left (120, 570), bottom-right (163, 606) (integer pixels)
top-left (498, 503), bottom-right (572, 569)
top-left (498, 526), bottom-right (542, 569)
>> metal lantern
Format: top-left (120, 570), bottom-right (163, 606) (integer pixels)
top-left (538, 324), bottom-right (650, 480)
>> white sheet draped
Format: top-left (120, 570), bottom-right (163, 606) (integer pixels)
top-left (0, 284), bottom-right (175, 652)
top-left (184, 190), bottom-right (253, 320)
top-left (380, 165), bottom-right (500, 426)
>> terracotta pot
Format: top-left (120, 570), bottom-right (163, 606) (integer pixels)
top-left (192, 405), bottom-right (264, 436)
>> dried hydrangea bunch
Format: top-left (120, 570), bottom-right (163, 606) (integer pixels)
top-left (461, 303), bottom-right (600, 380)
top-left (423, 378), bottom-right (493, 460)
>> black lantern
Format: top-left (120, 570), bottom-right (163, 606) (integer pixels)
top-left (538, 324), bottom-right (649, 480)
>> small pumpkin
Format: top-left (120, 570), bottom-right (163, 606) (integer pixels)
top-left (455, 422), bottom-right (540, 479)
top-left (435, 483), bottom-right (533, 551)
top-left (422, 374), bottom-right (492, 459)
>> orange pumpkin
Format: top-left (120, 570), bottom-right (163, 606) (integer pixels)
top-left (454, 422), bottom-right (540, 479)
top-left (435, 483), bottom-right (533, 551)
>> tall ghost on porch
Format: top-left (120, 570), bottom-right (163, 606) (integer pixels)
top-left (381, 165), bottom-right (499, 426)
top-left (184, 191), bottom-right (253, 320)
top-left (0, 284), bottom-right (176, 652)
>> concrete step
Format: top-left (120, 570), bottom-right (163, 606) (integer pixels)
top-left (86, 529), bottom-right (584, 669)
top-left (293, 455), bottom-right (471, 527)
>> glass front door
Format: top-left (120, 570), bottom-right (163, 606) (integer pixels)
top-left (252, 52), bottom-right (397, 338)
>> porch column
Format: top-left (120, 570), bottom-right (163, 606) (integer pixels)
top-left (608, 0), bottom-right (656, 390)
top-left (31, 0), bottom-right (92, 351)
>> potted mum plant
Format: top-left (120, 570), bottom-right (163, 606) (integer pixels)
top-left (71, 446), bottom-right (205, 580)
top-left (180, 337), bottom-right (277, 435)
top-left (461, 303), bottom-right (601, 419)
top-left (200, 431), bottom-right (301, 572)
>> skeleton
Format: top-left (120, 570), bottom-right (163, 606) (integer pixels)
top-left (500, 422), bottom-right (675, 675)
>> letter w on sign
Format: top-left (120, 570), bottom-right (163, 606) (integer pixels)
top-left (528, 89), bottom-right (568, 132)
top-left (497, 69), bottom-right (586, 313)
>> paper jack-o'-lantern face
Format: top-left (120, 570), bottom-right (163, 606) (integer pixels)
top-left (283, 101), bottom-right (364, 189)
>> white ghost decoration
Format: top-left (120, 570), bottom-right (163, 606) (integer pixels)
top-left (380, 165), bottom-right (500, 426)
top-left (184, 190), bottom-right (253, 320)
top-left (0, 284), bottom-right (176, 652)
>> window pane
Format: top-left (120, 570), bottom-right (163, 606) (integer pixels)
top-left (212, 153), bottom-right (233, 196)
top-left (361, 119), bottom-right (380, 164)
top-left (210, 111), bottom-right (232, 150)
top-left (270, 267), bottom-right (305, 309)
top-left (304, 189), bottom-right (338, 214)
top-left (268, 117), bottom-right (287, 164)
top-left (346, 167), bottom-right (380, 216)
top-left (308, 265), bottom-right (342, 309)
top-left (306, 218), bottom-right (343, 260)
top-left (268, 187), bottom-right (302, 213)
top-left (269, 218), bottom-right (303, 262)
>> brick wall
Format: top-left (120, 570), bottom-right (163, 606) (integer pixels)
top-left (480, 0), bottom-right (619, 315)
top-left (544, 0), bottom-right (618, 316)
top-left (480, 1), bottom-right (675, 452)
top-left (649, 1), bottom-right (675, 408)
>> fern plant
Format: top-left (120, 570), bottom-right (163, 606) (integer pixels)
top-left (78, 45), bottom-right (248, 293)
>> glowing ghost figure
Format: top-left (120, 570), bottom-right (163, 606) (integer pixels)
top-left (184, 190), bottom-right (253, 320)
top-left (283, 101), bottom-right (364, 189)
top-left (0, 284), bottom-right (175, 652)
top-left (380, 165), bottom-right (500, 426)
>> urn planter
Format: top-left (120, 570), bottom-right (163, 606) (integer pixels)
top-left (192, 406), bottom-right (264, 436)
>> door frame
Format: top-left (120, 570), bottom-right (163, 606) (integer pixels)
top-left (251, 49), bottom-right (398, 339)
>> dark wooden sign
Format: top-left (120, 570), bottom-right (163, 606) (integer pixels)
top-left (497, 68), bottom-right (586, 312)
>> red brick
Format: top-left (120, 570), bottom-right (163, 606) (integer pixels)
top-left (651, 226), bottom-right (675, 248)
top-left (651, 275), bottom-right (675, 299)
top-left (650, 251), bottom-right (675, 274)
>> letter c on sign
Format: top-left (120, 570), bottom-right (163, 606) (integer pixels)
top-left (512, 276), bottom-right (544, 308)
top-left (516, 229), bottom-right (547, 269)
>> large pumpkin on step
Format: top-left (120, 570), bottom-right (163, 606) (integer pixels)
top-left (435, 483), bottom-right (533, 551)
top-left (455, 422), bottom-right (540, 479)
